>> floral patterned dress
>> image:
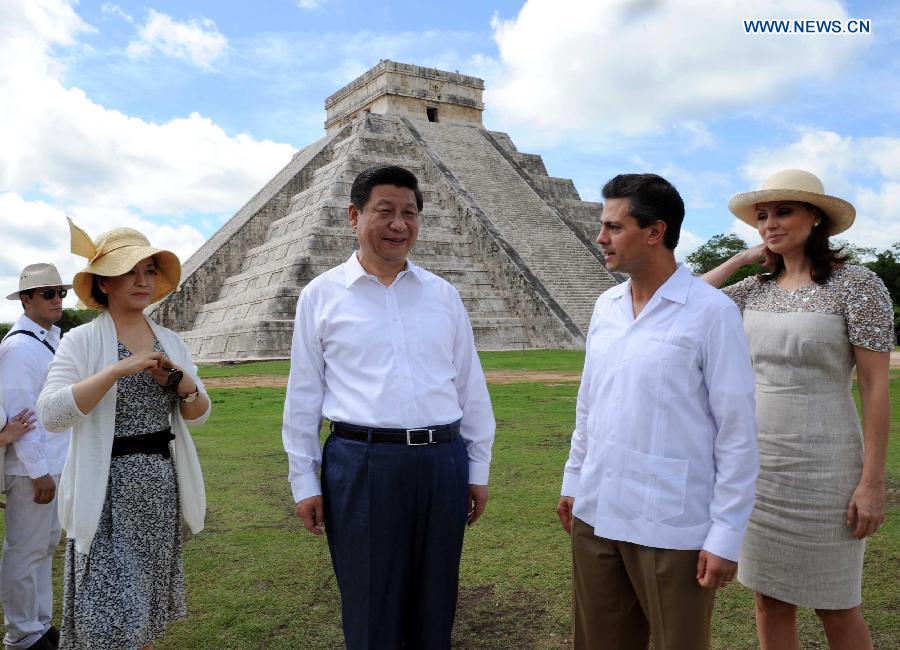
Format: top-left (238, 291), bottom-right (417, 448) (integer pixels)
top-left (60, 340), bottom-right (185, 649)
top-left (723, 265), bottom-right (893, 608)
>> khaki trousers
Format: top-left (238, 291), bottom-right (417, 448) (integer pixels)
top-left (572, 517), bottom-right (716, 650)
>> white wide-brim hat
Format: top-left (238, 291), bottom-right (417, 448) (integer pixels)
top-left (728, 169), bottom-right (855, 236)
top-left (5, 262), bottom-right (72, 301)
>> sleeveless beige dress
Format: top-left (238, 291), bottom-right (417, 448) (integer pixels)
top-left (723, 265), bottom-right (893, 608)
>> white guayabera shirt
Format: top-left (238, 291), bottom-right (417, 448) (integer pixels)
top-left (283, 252), bottom-right (496, 504)
top-left (562, 264), bottom-right (759, 562)
top-left (0, 314), bottom-right (69, 479)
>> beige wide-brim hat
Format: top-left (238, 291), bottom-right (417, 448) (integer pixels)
top-left (5, 262), bottom-right (73, 301)
top-left (68, 218), bottom-right (181, 310)
top-left (728, 169), bottom-right (855, 236)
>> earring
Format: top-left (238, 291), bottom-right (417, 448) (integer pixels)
top-left (813, 221), bottom-right (821, 227)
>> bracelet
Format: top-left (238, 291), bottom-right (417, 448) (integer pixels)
top-left (179, 388), bottom-right (200, 403)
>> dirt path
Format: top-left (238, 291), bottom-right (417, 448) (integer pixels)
top-left (203, 352), bottom-right (900, 388)
top-left (202, 369), bottom-right (582, 389)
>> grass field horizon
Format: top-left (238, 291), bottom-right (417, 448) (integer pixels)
top-left (1, 350), bottom-right (897, 648)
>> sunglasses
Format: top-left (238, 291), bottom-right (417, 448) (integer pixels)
top-left (37, 289), bottom-right (68, 300)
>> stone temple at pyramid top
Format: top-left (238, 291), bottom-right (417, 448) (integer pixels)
top-left (150, 60), bottom-right (619, 361)
top-left (324, 60), bottom-right (485, 133)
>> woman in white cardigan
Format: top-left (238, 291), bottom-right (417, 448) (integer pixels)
top-left (38, 220), bottom-right (210, 650)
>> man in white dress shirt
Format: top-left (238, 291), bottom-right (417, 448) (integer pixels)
top-left (556, 174), bottom-right (758, 650)
top-left (1, 263), bottom-right (72, 650)
top-left (282, 165), bottom-right (495, 649)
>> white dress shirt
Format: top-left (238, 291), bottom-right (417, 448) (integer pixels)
top-left (283, 252), bottom-right (495, 503)
top-left (0, 314), bottom-right (70, 478)
top-left (561, 264), bottom-right (758, 561)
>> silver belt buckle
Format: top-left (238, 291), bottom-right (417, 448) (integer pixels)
top-left (406, 428), bottom-right (434, 446)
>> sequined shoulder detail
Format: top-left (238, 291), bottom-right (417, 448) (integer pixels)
top-left (721, 275), bottom-right (762, 312)
top-left (839, 265), bottom-right (894, 352)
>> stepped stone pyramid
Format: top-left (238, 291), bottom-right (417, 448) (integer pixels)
top-left (150, 61), bottom-right (620, 361)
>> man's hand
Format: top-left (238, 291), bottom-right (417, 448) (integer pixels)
top-left (696, 550), bottom-right (737, 589)
top-left (467, 484), bottom-right (489, 527)
top-left (296, 496), bottom-right (324, 536)
top-left (31, 474), bottom-right (56, 504)
top-left (557, 496), bottom-right (575, 534)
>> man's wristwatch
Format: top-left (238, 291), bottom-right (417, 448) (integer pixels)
top-left (179, 388), bottom-right (200, 403)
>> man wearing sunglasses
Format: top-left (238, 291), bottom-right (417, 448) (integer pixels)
top-left (1, 263), bottom-right (72, 650)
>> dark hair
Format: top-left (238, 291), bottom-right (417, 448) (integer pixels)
top-left (601, 173), bottom-right (684, 249)
top-left (350, 165), bottom-right (423, 212)
top-left (759, 203), bottom-right (848, 285)
top-left (17, 289), bottom-right (33, 307)
top-left (90, 275), bottom-right (109, 307)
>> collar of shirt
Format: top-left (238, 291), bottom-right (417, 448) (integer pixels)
top-left (610, 263), bottom-right (691, 321)
top-left (6, 313), bottom-right (61, 347)
top-left (342, 251), bottom-right (426, 289)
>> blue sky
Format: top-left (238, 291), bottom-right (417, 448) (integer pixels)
top-left (1, 0), bottom-right (899, 320)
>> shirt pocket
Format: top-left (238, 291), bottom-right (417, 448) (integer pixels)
top-left (642, 339), bottom-right (702, 399)
top-left (609, 447), bottom-right (689, 522)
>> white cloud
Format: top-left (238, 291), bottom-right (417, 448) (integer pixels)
top-left (297, 0), bottom-right (329, 8)
top-left (0, 194), bottom-right (206, 321)
top-left (127, 9), bottom-right (227, 70)
top-left (739, 128), bottom-right (900, 249)
top-left (675, 227), bottom-right (704, 262)
top-left (487, 0), bottom-right (862, 137)
top-left (0, 0), bottom-right (295, 322)
top-left (100, 3), bottom-right (132, 24)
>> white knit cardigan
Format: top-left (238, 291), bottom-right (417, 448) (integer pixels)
top-left (37, 311), bottom-right (210, 554)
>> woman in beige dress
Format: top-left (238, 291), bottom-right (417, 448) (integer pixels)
top-left (704, 170), bottom-right (892, 650)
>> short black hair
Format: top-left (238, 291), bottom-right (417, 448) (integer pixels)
top-left (350, 165), bottom-right (423, 212)
top-left (601, 173), bottom-right (685, 250)
top-left (18, 289), bottom-right (33, 307)
top-left (90, 275), bottom-right (109, 307)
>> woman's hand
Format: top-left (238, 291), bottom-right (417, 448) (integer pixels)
top-left (148, 357), bottom-right (182, 388)
top-left (112, 350), bottom-right (165, 379)
top-left (0, 408), bottom-right (37, 446)
top-left (737, 243), bottom-right (776, 269)
top-left (847, 481), bottom-right (885, 539)
top-left (148, 357), bottom-right (198, 398)
top-left (702, 242), bottom-right (776, 288)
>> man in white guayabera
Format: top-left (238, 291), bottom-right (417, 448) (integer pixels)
top-left (556, 173), bottom-right (759, 650)
top-left (1, 263), bottom-right (72, 650)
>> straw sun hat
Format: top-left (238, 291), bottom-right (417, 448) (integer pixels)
top-left (68, 218), bottom-right (181, 310)
top-left (728, 169), bottom-right (856, 236)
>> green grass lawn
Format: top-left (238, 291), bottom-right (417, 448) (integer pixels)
top-left (2, 350), bottom-right (898, 648)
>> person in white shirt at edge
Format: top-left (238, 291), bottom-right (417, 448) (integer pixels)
top-left (0, 263), bottom-right (72, 650)
top-left (556, 173), bottom-right (759, 650)
top-left (282, 165), bottom-right (495, 650)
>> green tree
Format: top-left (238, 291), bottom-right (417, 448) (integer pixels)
top-left (860, 243), bottom-right (900, 345)
top-left (832, 239), bottom-right (877, 264)
top-left (685, 233), bottom-right (763, 287)
top-left (864, 242), bottom-right (900, 304)
top-left (58, 307), bottom-right (100, 334)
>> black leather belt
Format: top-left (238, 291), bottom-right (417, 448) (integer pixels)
top-left (330, 420), bottom-right (460, 445)
top-left (111, 427), bottom-right (175, 458)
